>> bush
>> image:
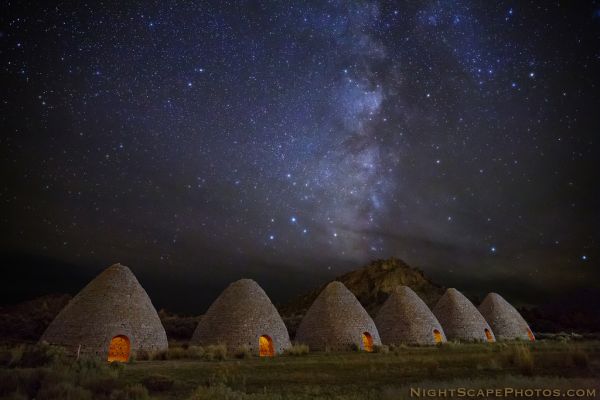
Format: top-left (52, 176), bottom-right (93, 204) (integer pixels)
top-left (83, 376), bottom-right (123, 396)
top-left (151, 350), bottom-right (169, 361)
top-left (283, 344), bottom-right (309, 356)
top-left (187, 346), bottom-right (205, 359)
top-left (233, 346), bottom-right (252, 359)
top-left (204, 344), bottom-right (227, 361)
top-left (109, 384), bottom-right (151, 400)
top-left (167, 347), bottom-right (187, 359)
top-left (372, 345), bottom-right (389, 354)
top-left (6, 344), bottom-right (67, 368)
top-left (439, 341), bottom-right (460, 351)
top-left (188, 383), bottom-right (243, 400)
top-left (9, 368), bottom-right (45, 398)
top-left (36, 381), bottom-right (93, 400)
top-left (147, 345), bottom-right (228, 361)
top-left (389, 344), bottom-right (409, 354)
top-left (6, 346), bottom-right (24, 367)
top-left (0, 347), bottom-right (133, 400)
top-left (141, 375), bottom-right (174, 392)
top-left (507, 345), bottom-right (534, 376)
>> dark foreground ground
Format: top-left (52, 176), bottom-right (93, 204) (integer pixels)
top-left (1, 340), bottom-right (599, 399)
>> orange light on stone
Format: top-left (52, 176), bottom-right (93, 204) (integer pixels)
top-left (433, 329), bottom-right (443, 344)
top-left (259, 335), bottom-right (274, 357)
top-left (107, 335), bottom-right (130, 362)
top-left (484, 329), bottom-right (494, 343)
top-left (527, 328), bottom-right (535, 341)
top-left (361, 332), bottom-right (373, 352)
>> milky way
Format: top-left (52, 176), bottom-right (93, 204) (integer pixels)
top-left (2, 1), bottom-right (599, 311)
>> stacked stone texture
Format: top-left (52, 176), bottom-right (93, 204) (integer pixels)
top-left (432, 288), bottom-right (495, 342)
top-left (40, 263), bottom-right (168, 358)
top-left (478, 293), bottom-right (534, 341)
top-left (375, 286), bottom-right (447, 345)
top-left (295, 281), bottom-right (381, 351)
top-left (190, 279), bottom-right (291, 355)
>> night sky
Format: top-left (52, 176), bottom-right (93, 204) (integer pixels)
top-left (2, 1), bottom-right (599, 312)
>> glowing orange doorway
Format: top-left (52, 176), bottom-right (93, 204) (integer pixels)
top-left (361, 332), bottom-right (373, 352)
top-left (107, 335), bottom-right (130, 362)
top-left (527, 328), bottom-right (535, 341)
top-left (259, 335), bottom-right (274, 357)
top-left (484, 329), bottom-right (494, 343)
top-left (433, 329), bottom-right (443, 344)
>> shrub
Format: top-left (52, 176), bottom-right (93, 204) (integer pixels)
top-left (372, 344), bottom-right (389, 354)
top-left (6, 344), bottom-right (67, 368)
top-left (389, 344), bottom-right (408, 354)
top-left (36, 381), bottom-right (93, 400)
top-left (7, 346), bottom-right (24, 367)
top-left (151, 350), bottom-right (169, 361)
top-left (508, 345), bottom-right (534, 376)
top-left (141, 375), bottom-right (174, 392)
top-left (72, 356), bottom-right (118, 381)
top-left (283, 344), bottom-right (309, 356)
top-left (187, 346), bottom-right (205, 359)
top-left (188, 383), bottom-right (243, 400)
top-left (109, 360), bottom-right (125, 372)
top-left (83, 376), bottom-right (123, 396)
top-left (167, 347), bottom-right (187, 359)
top-left (233, 346), bottom-right (252, 359)
top-left (439, 341), bottom-right (460, 351)
top-left (0, 346), bottom-right (135, 400)
top-left (204, 344), bottom-right (227, 361)
top-left (109, 384), bottom-right (151, 400)
top-left (12, 368), bottom-right (45, 398)
top-left (349, 343), bottom-right (360, 352)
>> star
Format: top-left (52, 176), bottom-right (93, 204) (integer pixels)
top-left (2, 0), bottom-right (597, 314)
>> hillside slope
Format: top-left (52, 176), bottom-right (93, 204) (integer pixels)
top-left (0, 294), bottom-right (71, 343)
top-left (279, 257), bottom-right (445, 336)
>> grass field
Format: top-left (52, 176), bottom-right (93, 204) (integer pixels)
top-left (1, 341), bottom-right (599, 399)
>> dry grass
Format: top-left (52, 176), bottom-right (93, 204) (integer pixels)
top-left (233, 346), bottom-right (253, 359)
top-left (506, 344), bottom-right (534, 375)
top-left (283, 343), bottom-right (309, 356)
top-left (0, 340), bottom-right (598, 399)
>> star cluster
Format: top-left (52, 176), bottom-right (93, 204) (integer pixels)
top-left (1, 1), bottom-right (599, 310)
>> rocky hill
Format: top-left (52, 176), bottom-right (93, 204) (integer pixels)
top-left (279, 257), bottom-right (445, 336)
top-left (0, 293), bottom-right (71, 344)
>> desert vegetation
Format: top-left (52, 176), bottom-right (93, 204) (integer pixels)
top-left (0, 339), bottom-right (598, 399)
